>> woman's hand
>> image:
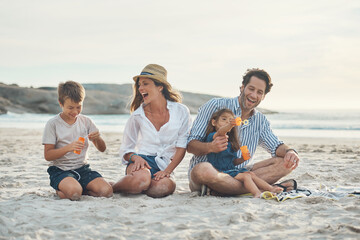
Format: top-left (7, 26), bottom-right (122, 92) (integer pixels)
top-left (153, 170), bottom-right (171, 181)
top-left (131, 155), bottom-right (152, 172)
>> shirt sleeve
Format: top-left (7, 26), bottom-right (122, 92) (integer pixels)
top-left (42, 120), bottom-right (56, 145)
top-left (87, 117), bottom-right (99, 134)
top-left (187, 98), bottom-right (219, 143)
top-left (175, 105), bottom-right (192, 148)
top-left (259, 116), bottom-right (283, 157)
top-left (119, 114), bottom-right (140, 164)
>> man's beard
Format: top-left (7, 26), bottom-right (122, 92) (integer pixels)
top-left (240, 92), bottom-right (260, 112)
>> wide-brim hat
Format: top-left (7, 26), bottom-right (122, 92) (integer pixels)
top-left (133, 64), bottom-right (168, 84)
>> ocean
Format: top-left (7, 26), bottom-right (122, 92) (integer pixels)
top-left (1, 109), bottom-right (359, 139)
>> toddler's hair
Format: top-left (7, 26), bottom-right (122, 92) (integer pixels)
top-left (205, 108), bottom-right (240, 152)
top-left (58, 81), bottom-right (85, 105)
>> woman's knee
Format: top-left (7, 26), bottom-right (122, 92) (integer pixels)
top-left (146, 178), bottom-right (176, 198)
top-left (129, 171), bottom-right (152, 192)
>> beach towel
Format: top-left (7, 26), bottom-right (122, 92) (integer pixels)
top-left (261, 185), bottom-right (360, 202)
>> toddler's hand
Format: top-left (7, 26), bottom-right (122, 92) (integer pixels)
top-left (229, 118), bottom-right (237, 127)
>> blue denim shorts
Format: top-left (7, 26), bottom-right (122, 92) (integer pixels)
top-left (223, 168), bottom-right (248, 177)
top-left (47, 164), bottom-right (102, 191)
top-left (127, 154), bottom-right (161, 178)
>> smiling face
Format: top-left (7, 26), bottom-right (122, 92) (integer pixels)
top-left (137, 77), bottom-right (163, 104)
top-left (212, 112), bottom-right (234, 131)
top-left (240, 76), bottom-right (266, 112)
top-left (59, 98), bottom-right (83, 124)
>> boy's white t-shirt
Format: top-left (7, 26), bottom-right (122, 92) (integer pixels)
top-left (42, 113), bottom-right (98, 171)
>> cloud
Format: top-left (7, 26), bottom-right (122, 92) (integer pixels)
top-left (0, 0), bottom-right (359, 110)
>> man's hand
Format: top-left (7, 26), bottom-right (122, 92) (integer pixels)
top-left (284, 150), bottom-right (299, 169)
top-left (209, 135), bottom-right (229, 153)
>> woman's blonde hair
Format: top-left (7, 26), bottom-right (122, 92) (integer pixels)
top-left (130, 77), bottom-right (182, 112)
top-left (205, 108), bottom-right (240, 152)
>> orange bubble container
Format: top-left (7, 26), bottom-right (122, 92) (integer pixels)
top-left (74, 137), bottom-right (85, 154)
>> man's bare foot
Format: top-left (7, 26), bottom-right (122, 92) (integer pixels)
top-left (271, 186), bottom-right (283, 193)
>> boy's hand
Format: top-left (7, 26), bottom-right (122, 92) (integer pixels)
top-left (70, 139), bottom-right (85, 153)
top-left (88, 131), bottom-right (101, 142)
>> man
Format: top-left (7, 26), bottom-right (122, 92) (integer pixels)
top-left (187, 68), bottom-right (299, 196)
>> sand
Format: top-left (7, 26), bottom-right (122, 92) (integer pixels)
top-left (1, 128), bottom-right (360, 239)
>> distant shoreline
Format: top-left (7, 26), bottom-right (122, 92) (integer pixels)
top-left (0, 82), bottom-right (276, 115)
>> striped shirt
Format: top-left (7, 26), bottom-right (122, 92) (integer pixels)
top-left (187, 97), bottom-right (283, 174)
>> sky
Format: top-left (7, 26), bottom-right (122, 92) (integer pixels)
top-left (1, 0), bottom-right (360, 111)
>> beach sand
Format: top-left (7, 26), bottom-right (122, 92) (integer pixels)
top-left (1, 128), bottom-right (359, 239)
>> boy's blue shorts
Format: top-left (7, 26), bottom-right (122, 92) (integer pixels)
top-left (47, 164), bottom-right (102, 191)
top-left (127, 154), bottom-right (161, 178)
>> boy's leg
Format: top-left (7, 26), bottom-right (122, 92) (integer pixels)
top-left (234, 172), bottom-right (262, 198)
top-left (75, 164), bottom-right (113, 198)
top-left (86, 178), bottom-right (113, 198)
top-left (57, 177), bottom-right (83, 200)
top-left (48, 166), bottom-right (83, 200)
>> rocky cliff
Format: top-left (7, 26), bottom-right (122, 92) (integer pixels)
top-left (0, 83), bottom-right (276, 115)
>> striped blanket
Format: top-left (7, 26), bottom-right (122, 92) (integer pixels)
top-left (261, 185), bottom-right (360, 202)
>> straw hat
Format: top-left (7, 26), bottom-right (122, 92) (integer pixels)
top-left (133, 64), bottom-right (168, 84)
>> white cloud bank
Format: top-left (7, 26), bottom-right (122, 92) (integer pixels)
top-left (1, 0), bottom-right (359, 110)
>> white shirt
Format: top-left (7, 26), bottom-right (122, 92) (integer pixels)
top-left (42, 114), bottom-right (98, 170)
top-left (119, 101), bottom-right (192, 170)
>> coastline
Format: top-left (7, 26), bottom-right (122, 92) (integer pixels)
top-left (1, 128), bottom-right (359, 239)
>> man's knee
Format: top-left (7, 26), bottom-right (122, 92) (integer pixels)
top-left (191, 162), bottom-right (217, 181)
top-left (274, 157), bottom-right (293, 175)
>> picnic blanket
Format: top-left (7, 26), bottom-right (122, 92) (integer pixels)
top-left (261, 185), bottom-right (360, 202)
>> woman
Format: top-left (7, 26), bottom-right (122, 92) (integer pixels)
top-left (112, 64), bottom-right (192, 198)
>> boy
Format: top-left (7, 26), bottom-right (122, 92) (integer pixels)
top-left (42, 81), bottom-right (113, 200)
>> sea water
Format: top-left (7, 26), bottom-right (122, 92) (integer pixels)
top-left (1, 110), bottom-right (359, 139)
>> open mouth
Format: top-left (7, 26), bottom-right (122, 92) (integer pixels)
top-left (247, 97), bottom-right (256, 104)
top-left (141, 93), bottom-right (149, 99)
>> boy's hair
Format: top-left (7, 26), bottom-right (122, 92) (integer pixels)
top-left (242, 68), bottom-right (273, 94)
top-left (205, 108), bottom-right (240, 152)
top-left (58, 81), bottom-right (85, 105)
